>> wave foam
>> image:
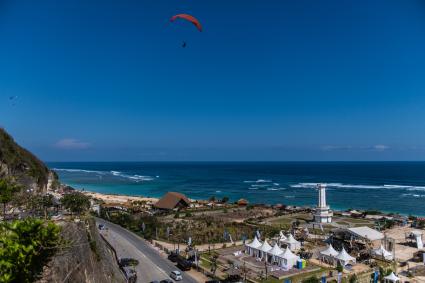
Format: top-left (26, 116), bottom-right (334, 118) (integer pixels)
top-left (53, 168), bottom-right (153, 182)
top-left (291, 182), bottom-right (425, 190)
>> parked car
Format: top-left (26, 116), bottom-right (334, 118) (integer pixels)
top-left (98, 224), bottom-right (105, 230)
top-left (167, 252), bottom-right (179, 262)
top-left (118, 258), bottom-right (139, 267)
top-left (170, 270), bottom-right (183, 281)
top-left (122, 266), bottom-right (137, 283)
top-left (176, 256), bottom-right (192, 271)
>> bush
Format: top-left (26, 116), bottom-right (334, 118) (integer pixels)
top-left (61, 192), bottom-right (90, 215)
top-left (0, 218), bottom-right (61, 282)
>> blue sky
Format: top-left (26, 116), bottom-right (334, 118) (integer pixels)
top-left (1, 0), bottom-right (425, 161)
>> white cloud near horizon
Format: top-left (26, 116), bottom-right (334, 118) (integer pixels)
top-left (54, 138), bottom-right (91, 150)
top-left (322, 144), bottom-right (390, 152)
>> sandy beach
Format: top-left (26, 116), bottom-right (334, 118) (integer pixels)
top-left (80, 190), bottom-right (159, 204)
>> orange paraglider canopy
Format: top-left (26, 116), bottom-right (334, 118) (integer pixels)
top-left (170, 14), bottom-right (202, 32)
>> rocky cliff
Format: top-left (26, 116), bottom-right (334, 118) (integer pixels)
top-left (0, 128), bottom-right (56, 192)
top-left (38, 217), bottom-right (125, 283)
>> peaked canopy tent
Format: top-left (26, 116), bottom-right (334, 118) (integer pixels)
top-left (277, 247), bottom-right (300, 268)
top-left (268, 243), bottom-right (284, 264)
top-left (335, 248), bottom-right (356, 267)
top-left (320, 244), bottom-right (339, 264)
top-left (372, 245), bottom-right (393, 260)
top-left (259, 240), bottom-right (272, 259)
top-left (245, 237), bottom-right (262, 257)
top-left (282, 234), bottom-right (301, 251)
top-left (384, 272), bottom-right (400, 283)
top-left (278, 231), bottom-right (287, 243)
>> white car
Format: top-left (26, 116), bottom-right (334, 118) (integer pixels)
top-left (170, 270), bottom-right (182, 281)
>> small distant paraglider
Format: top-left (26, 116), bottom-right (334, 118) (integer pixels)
top-left (170, 14), bottom-right (202, 32)
top-left (170, 14), bottom-right (202, 48)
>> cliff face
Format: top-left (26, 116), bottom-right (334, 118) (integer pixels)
top-left (0, 128), bottom-right (56, 192)
top-left (38, 218), bottom-right (125, 283)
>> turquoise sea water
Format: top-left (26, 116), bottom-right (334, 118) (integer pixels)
top-left (48, 162), bottom-right (425, 216)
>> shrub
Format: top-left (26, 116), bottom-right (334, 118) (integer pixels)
top-left (0, 218), bottom-right (61, 282)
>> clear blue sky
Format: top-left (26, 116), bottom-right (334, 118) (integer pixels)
top-left (1, 0), bottom-right (425, 161)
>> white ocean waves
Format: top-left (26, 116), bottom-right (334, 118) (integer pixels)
top-left (53, 168), bottom-right (154, 182)
top-left (290, 182), bottom-right (425, 191)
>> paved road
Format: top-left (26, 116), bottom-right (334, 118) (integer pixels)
top-left (96, 218), bottom-right (199, 283)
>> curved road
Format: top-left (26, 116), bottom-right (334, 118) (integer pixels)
top-left (95, 217), bottom-right (198, 283)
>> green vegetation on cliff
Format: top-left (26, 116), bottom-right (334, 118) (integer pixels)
top-left (0, 128), bottom-right (50, 188)
top-left (0, 218), bottom-right (61, 283)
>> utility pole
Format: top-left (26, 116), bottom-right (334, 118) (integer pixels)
top-left (264, 260), bottom-right (268, 279)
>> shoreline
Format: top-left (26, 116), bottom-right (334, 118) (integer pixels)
top-left (79, 190), bottom-right (159, 204)
top-left (74, 188), bottom-right (423, 218)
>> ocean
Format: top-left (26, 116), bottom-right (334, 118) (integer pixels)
top-left (48, 162), bottom-right (425, 216)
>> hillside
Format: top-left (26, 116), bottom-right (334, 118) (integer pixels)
top-left (0, 128), bottom-right (55, 192)
top-left (37, 218), bottom-right (125, 283)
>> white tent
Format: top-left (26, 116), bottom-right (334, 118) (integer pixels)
top-left (372, 245), bottom-right (393, 260)
top-left (259, 239), bottom-right (272, 259)
top-left (277, 247), bottom-right (300, 268)
top-left (384, 272), bottom-right (400, 283)
top-left (268, 243), bottom-right (284, 264)
top-left (335, 248), bottom-right (356, 266)
top-left (283, 234), bottom-right (301, 251)
top-left (245, 237), bottom-right (262, 257)
top-left (279, 231), bottom-right (287, 242)
top-left (320, 244), bottom-right (339, 263)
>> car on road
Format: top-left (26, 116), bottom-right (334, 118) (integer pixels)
top-left (167, 252), bottom-right (179, 262)
top-left (98, 224), bottom-right (105, 230)
top-left (170, 270), bottom-right (183, 281)
top-left (118, 257), bottom-right (139, 267)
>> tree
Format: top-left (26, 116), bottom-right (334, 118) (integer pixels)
top-left (209, 196), bottom-right (216, 202)
top-left (336, 261), bottom-right (344, 273)
top-left (61, 192), bottom-right (90, 216)
top-left (221, 196), bottom-right (229, 203)
top-left (0, 178), bottom-right (19, 218)
top-left (40, 194), bottom-right (54, 219)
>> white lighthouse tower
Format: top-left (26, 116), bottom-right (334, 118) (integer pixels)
top-left (314, 184), bottom-right (333, 223)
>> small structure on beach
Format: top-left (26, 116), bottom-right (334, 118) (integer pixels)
top-left (335, 247), bottom-right (356, 267)
top-left (245, 236), bottom-right (262, 257)
top-left (384, 272), bottom-right (400, 283)
top-left (282, 234), bottom-right (301, 251)
top-left (154, 192), bottom-right (190, 210)
top-left (346, 226), bottom-right (384, 242)
top-left (319, 245), bottom-right (356, 267)
top-left (372, 244), bottom-right (393, 260)
top-left (314, 183), bottom-right (333, 223)
top-left (237, 198), bottom-right (249, 206)
top-left (319, 244), bottom-right (339, 264)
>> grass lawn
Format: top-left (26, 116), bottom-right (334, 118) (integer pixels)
top-left (260, 267), bottom-right (328, 283)
top-left (269, 213), bottom-right (312, 227)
